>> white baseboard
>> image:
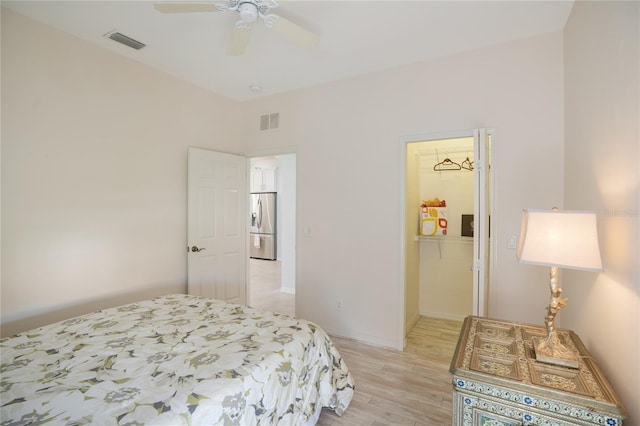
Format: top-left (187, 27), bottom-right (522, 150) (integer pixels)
top-left (419, 309), bottom-right (467, 322)
top-left (280, 287), bottom-right (295, 295)
top-left (406, 311), bottom-right (421, 333)
top-left (321, 326), bottom-right (397, 350)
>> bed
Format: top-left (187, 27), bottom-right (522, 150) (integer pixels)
top-left (0, 294), bottom-right (354, 425)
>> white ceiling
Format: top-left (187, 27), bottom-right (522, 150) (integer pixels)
top-left (2, 0), bottom-right (574, 101)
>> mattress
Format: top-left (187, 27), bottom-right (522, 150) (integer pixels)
top-left (0, 294), bottom-right (354, 425)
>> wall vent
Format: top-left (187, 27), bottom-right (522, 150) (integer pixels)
top-left (105, 31), bottom-right (146, 50)
top-left (260, 115), bottom-right (270, 131)
top-left (269, 113), bottom-right (279, 129)
top-left (260, 113), bottom-right (280, 131)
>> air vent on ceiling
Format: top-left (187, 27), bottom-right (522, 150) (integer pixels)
top-left (105, 31), bottom-right (146, 50)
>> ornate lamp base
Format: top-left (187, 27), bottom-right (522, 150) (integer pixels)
top-left (534, 265), bottom-right (580, 369)
top-left (533, 334), bottom-right (579, 368)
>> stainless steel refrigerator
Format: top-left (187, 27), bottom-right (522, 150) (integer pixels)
top-left (250, 192), bottom-right (276, 260)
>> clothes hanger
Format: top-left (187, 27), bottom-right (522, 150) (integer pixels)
top-left (433, 158), bottom-right (461, 171)
top-left (461, 157), bottom-right (474, 171)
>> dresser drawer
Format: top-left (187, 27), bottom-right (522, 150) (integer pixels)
top-left (452, 386), bottom-right (598, 426)
top-left (453, 389), bottom-right (522, 425)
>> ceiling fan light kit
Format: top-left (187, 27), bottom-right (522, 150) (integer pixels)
top-left (218, 0), bottom-right (278, 27)
top-left (237, 3), bottom-right (257, 26)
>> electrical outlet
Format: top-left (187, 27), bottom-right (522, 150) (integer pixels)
top-left (508, 235), bottom-right (517, 249)
top-left (336, 300), bottom-right (342, 311)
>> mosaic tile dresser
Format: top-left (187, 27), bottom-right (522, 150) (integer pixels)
top-left (450, 316), bottom-right (627, 426)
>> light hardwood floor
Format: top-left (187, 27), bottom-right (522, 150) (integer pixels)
top-left (248, 260), bottom-right (463, 425)
top-left (249, 258), bottom-right (294, 317)
top-left (318, 317), bottom-right (463, 425)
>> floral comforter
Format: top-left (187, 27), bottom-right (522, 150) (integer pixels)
top-left (0, 294), bottom-right (354, 425)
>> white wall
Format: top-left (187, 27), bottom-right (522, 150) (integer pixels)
top-left (563, 2), bottom-right (639, 424)
top-left (0, 8), bottom-right (243, 335)
top-left (275, 154), bottom-right (296, 294)
top-left (240, 31), bottom-right (565, 347)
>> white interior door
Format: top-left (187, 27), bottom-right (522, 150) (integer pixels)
top-left (473, 129), bottom-right (492, 316)
top-left (187, 147), bottom-right (247, 304)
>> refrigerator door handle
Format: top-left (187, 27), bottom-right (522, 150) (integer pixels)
top-left (257, 197), bottom-right (263, 229)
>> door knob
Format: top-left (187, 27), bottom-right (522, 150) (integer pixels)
top-left (191, 245), bottom-right (206, 253)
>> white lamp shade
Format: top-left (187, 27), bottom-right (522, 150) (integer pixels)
top-left (517, 209), bottom-right (603, 271)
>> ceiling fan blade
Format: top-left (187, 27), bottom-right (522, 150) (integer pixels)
top-left (272, 16), bottom-right (319, 50)
top-left (227, 26), bottom-right (252, 56)
top-left (154, 3), bottom-right (220, 14)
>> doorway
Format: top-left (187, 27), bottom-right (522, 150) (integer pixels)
top-left (399, 129), bottom-right (493, 346)
top-left (248, 154), bottom-right (296, 316)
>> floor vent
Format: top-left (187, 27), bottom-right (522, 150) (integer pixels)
top-left (105, 31), bottom-right (146, 50)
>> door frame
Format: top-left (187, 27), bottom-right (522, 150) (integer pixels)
top-left (245, 147), bottom-right (298, 311)
top-left (397, 129), bottom-right (496, 350)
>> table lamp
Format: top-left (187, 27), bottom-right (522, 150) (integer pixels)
top-left (516, 208), bottom-right (603, 368)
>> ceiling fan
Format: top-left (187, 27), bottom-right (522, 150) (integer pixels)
top-left (154, 0), bottom-right (320, 56)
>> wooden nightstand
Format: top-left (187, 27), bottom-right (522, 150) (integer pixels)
top-left (449, 316), bottom-right (627, 426)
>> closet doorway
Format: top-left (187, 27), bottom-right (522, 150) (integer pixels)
top-left (248, 154), bottom-right (296, 317)
top-left (399, 129), bottom-right (493, 345)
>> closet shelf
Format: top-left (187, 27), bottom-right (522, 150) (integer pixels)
top-left (415, 236), bottom-right (474, 244)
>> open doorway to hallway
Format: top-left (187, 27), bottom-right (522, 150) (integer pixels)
top-left (249, 259), bottom-right (294, 316)
top-left (248, 154), bottom-right (296, 316)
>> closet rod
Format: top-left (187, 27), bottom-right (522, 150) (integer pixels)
top-left (415, 146), bottom-right (474, 157)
